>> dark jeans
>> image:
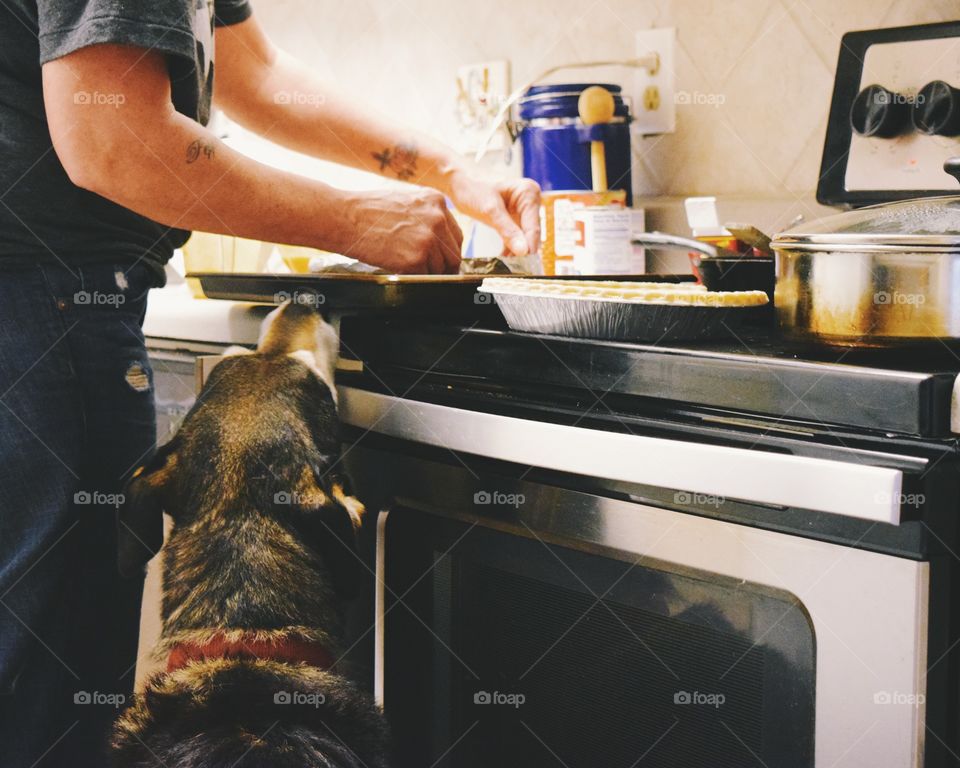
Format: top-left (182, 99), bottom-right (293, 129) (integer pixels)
top-left (0, 262), bottom-right (156, 767)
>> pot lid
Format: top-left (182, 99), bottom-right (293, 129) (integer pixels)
top-left (772, 195), bottom-right (960, 251)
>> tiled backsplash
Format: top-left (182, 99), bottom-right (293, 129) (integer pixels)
top-left (247, 0), bottom-right (955, 237)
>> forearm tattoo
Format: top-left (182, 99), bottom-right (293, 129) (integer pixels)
top-left (372, 142), bottom-right (419, 181)
top-left (186, 139), bottom-right (216, 164)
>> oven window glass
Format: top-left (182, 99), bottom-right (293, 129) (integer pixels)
top-left (384, 507), bottom-right (815, 768)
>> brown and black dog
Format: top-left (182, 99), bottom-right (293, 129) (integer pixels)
top-left (112, 302), bottom-right (390, 767)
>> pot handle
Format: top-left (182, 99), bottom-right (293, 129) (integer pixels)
top-left (630, 231), bottom-right (718, 259)
top-left (944, 157), bottom-right (960, 185)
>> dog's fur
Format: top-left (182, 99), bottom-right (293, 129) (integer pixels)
top-left (112, 302), bottom-right (390, 768)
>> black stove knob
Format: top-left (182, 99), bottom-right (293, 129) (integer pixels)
top-left (913, 80), bottom-right (960, 136)
top-left (850, 84), bottom-right (911, 138)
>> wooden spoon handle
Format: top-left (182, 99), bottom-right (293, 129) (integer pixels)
top-left (590, 141), bottom-right (608, 191)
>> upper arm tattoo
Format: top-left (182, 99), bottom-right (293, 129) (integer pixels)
top-left (372, 142), bottom-right (419, 181)
top-left (186, 138), bottom-right (216, 164)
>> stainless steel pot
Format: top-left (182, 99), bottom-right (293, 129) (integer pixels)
top-left (771, 194), bottom-right (960, 346)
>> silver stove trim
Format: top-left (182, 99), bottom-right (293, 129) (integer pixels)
top-left (338, 386), bottom-right (905, 525)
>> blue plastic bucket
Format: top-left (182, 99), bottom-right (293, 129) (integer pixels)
top-left (518, 83), bottom-right (633, 206)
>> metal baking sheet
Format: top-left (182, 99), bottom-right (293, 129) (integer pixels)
top-left (190, 272), bottom-right (692, 311)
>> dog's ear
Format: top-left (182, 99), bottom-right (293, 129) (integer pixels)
top-left (283, 467), bottom-right (365, 600)
top-left (117, 439), bottom-right (179, 578)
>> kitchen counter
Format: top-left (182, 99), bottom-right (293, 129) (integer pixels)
top-left (143, 282), bottom-right (270, 346)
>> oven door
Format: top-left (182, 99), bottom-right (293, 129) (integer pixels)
top-left (340, 393), bottom-right (929, 768)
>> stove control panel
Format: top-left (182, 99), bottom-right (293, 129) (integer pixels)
top-left (818, 22), bottom-right (960, 207)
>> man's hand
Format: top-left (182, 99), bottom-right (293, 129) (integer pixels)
top-left (342, 188), bottom-right (463, 274)
top-left (445, 172), bottom-right (541, 258)
top-left (43, 24), bottom-right (534, 275)
top-left (215, 15), bottom-right (540, 266)
top-left (43, 43), bottom-right (460, 271)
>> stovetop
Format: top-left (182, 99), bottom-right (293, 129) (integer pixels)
top-left (339, 316), bottom-right (960, 439)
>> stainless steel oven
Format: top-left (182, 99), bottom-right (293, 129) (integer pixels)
top-left (185, 306), bottom-right (960, 766)
top-left (339, 387), bottom-right (938, 768)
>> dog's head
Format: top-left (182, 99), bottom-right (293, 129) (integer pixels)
top-left (118, 302), bottom-right (364, 600)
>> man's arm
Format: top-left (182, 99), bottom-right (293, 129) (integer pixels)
top-left (43, 44), bottom-right (462, 273)
top-left (214, 16), bottom-right (540, 257)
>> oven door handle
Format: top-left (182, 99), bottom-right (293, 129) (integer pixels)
top-left (338, 386), bottom-right (905, 525)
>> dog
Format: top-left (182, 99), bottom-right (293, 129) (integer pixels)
top-left (112, 302), bottom-right (391, 767)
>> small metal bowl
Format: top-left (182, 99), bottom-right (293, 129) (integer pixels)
top-left (696, 257), bottom-right (775, 300)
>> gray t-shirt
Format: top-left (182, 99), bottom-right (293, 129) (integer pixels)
top-left (0, 0), bottom-right (252, 285)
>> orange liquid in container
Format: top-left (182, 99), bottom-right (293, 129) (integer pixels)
top-left (540, 190), bottom-right (626, 275)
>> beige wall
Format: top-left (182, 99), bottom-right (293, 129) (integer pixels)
top-left (633, 0), bottom-right (955, 197)
top-left (249, 0), bottom-right (955, 200)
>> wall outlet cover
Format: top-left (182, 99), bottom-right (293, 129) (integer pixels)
top-left (455, 60), bottom-right (510, 155)
top-left (633, 28), bottom-right (676, 135)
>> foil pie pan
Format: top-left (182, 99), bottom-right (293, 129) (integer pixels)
top-left (479, 280), bottom-right (766, 342)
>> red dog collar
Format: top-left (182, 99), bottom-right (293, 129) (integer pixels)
top-left (167, 633), bottom-right (336, 673)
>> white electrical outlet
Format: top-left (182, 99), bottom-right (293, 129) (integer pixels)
top-left (633, 28), bottom-right (676, 135)
top-left (454, 60), bottom-right (510, 155)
